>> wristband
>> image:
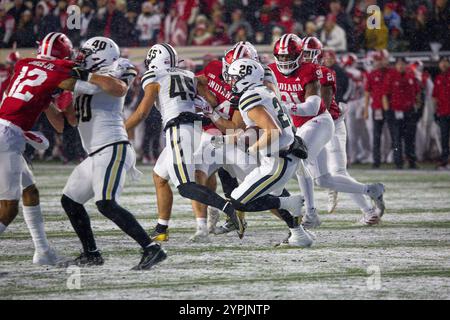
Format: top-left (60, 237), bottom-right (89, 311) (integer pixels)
top-left (210, 111), bottom-right (221, 122)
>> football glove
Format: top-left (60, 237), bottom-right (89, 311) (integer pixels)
top-left (194, 96), bottom-right (213, 114)
top-left (24, 131), bottom-right (49, 151)
top-left (71, 67), bottom-right (92, 81)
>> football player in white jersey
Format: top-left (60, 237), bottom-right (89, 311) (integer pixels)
top-left (200, 41), bottom-right (288, 236)
top-left (60, 37), bottom-right (167, 270)
top-left (217, 58), bottom-right (313, 247)
top-left (125, 43), bottom-right (246, 238)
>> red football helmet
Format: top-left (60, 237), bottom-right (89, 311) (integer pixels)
top-left (273, 33), bottom-right (303, 75)
top-left (301, 36), bottom-right (323, 64)
top-left (222, 42), bottom-right (254, 80)
top-left (6, 51), bottom-right (20, 64)
top-left (340, 53), bottom-right (358, 67)
top-left (37, 32), bottom-right (73, 60)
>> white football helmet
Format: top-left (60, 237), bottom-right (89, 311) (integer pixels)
top-left (226, 58), bottom-right (264, 94)
top-left (78, 37), bottom-right (120, 71)
top-left (145, 43), bottom-right (178, 70)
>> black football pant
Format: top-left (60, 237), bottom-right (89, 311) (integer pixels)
top-left (372, 111), bottom-right (387, 167)
top-left (386, 109), bottom-right (419, 168)
top-left (437, 115), bottom-right (450, 164)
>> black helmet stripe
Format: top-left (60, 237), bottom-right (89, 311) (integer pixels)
top-left (160, 43), bottom-right (176, 67)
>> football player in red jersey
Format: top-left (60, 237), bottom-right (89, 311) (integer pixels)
top-left (304, 40), bottom-right (381, 224)
top-left (269, 34), bottom-right (385, 231)
top-left (0, 32), bottom-right (126, 265)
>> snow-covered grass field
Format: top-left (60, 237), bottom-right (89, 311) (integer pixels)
top-left (1, 163), bottom-right (449, 300)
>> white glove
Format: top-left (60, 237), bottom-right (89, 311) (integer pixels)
top-left (285, 102), bottom-right (298, 114)
top-left (194, 96), bottom-right (213, 114)
top-left (24, 131), bottom-right (49, 151)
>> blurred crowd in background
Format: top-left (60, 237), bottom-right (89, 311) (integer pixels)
top-left (0, 0), bottom-right (449, 170)
top-left (0, 0), bottom-right (449, 52)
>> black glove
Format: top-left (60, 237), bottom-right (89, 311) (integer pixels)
top-left (71, 67), bottom-right (91, 81)
top-left (230, 96), bottom-right (240, 110)
top-left (51, 88), bottom-right (63, 99)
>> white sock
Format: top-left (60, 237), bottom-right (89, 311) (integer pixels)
top-left (0, 222), bottom-right (6, 234)
top-left (334, 170), bottom-right (372, 212)
top-left (157, 219), bottom-right (169, 226)
top-left (22, 205), bottom-right (50, 252)
top-left (297, 174), bottom-right (315, 212)
top-left (349, 194), bottom-right (372, 212)
top-left (196, 218), bottom-right (207, 229)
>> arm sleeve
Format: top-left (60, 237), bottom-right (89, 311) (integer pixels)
top-left (120, 67), bottom-right (138, 86)
top-left (74, 80), bottom-right (102, 95)
top-left (289, 95), bottom-right (322, 116)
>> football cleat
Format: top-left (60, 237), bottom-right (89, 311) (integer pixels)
top-left (189, 226), bottom-right (210, 243)
top-left (33, 247), bottom-right (65, 266)
top-left (207, 207), bottom-right (221, 234)
top-left (278, 226), bottom-right (313, 248)
top-left (367, 183), bottom-right (386, 216)
top-left (63, 250), bottom-right (104, 267)
top-left (327, 189), bottom-right (338, 213)
top-left (303, 227), bottom-right (317, 240)
top-left (276, 231), bottom-right (291, 247)
top-left (215, 212), bottom-right (247, 237)
top-left (360, 208), bottom-right (381, 225)
top-left (215, 218), bottom-right (237, 234)
top-left (150, 228), bottom-right (169, 242)
top-left (132, 243), bottom-right (167, 271)
top-left (302, 208), bottom-right (322, 229)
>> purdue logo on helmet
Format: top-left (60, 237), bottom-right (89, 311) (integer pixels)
top-left (37, 32), bottom-right (73, 60)
top-left (77, 37), bottom-right (120, 71)
top-left (226, 58), bottom-right (264, 94)
top-left (273, 33), bottom-right (303, 75)
top-left (144, 43), bottom-right (178, 70)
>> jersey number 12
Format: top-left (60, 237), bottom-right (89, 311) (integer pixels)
top-left (7, 66), bottom-right (47, 102)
